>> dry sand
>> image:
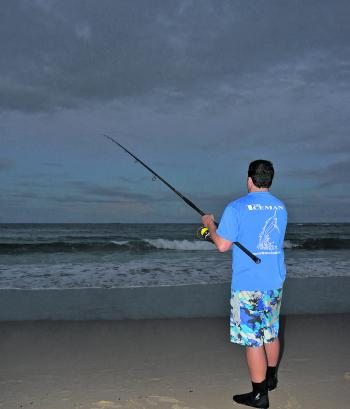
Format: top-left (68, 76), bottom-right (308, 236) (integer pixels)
top-left (0, 314), bottom-right (349, 409)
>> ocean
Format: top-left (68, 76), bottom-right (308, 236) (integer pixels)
top-left (0, 223), bottom-right (349, 289)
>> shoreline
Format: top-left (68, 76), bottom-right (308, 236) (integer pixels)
top-left (0, 276), bottom-right (349, 321)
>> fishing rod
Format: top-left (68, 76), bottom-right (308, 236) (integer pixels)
top-left (103, 134), bottom-right (261, 264)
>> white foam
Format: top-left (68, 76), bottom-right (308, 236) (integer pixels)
top-left (283, 240), bottom-right (300, 249)
top-left (113, 238), bottom-right (298, 251)
top-left (0, 246), bottom-right (349, 289)
top-left (145, 239), bottom-right (214, 251)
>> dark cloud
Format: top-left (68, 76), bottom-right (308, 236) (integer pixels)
top-left (284, 159), bottom-right (350, 187)
top-left (47, 194), bottom-right (139, 205)
top-left (0, 158), bottom-right (15, 171)
top-left (41, 162), bottom-right (63, 167)
top-left (3, 179), bottom-right (164, 206)
top-left (282, 191), bottom-right (350, 222)
top-left (1, 0), bottom-right (349, 112)
top-left (118, 175), bottom-right (150, 184)
top-left (319, 159), bottom-right (350, 186)
top-left (69, 180), bottom-right (152, 201)
top-left (11, 191), bottom-right (39, 200)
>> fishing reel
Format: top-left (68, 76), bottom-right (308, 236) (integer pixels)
top-left (197, 225), bottom-right (213, 243)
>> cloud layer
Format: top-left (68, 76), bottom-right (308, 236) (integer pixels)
top-left (1, 1), bottom-right (349, 222)
top-left (1, 0), bottom-right (349, 112)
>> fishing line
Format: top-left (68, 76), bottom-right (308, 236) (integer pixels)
top-left (103, 134), bottom-right (261, 264)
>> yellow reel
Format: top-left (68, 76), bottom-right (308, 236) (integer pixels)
top-left (197, 226), bottom-right (213, 242)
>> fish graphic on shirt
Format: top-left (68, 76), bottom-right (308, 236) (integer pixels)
top-left (257, 210), bottom-right (280, 251)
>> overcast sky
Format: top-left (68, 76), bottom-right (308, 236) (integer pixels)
top-left (1, 0), bottom-right (349, 223)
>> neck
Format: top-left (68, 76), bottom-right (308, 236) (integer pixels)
top-left (249, 187), bottom-right (269, 193)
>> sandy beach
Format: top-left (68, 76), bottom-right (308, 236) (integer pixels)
top-left (1, 314), bottom-right (349, 409)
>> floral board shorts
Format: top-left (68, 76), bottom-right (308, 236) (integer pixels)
top-left (230, 288), bottom-right (283, 347)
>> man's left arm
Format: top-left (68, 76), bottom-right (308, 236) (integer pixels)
top-left (201, 214), bottom-right (233, 253)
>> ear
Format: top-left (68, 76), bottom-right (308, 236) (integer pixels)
top-left (247, 177), bottom-right (253, 189)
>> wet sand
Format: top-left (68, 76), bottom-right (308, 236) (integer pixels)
top-left (0, 314), bottom-right (349, 409)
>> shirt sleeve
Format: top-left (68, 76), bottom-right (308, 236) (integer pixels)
top-left (216, 204), bottom-right (239, 242)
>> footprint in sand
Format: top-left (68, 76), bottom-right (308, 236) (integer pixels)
top-left (283, 391), bottom-right (302, 409)
top-left (94, 401), bottom-right (122, 408)
top-left (0, 379), bottom-right (23, 384)
top-left (92, 396), bottom-right (197, 409)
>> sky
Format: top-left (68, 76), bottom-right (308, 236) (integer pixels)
top-left (1, 0), bottom-right (349, 223)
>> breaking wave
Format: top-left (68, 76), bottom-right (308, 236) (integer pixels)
top-left (0, 238), bottom-right (348, 254)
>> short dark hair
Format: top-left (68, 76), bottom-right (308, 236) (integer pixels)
top-left (248, 160), bottom-right (274, 188)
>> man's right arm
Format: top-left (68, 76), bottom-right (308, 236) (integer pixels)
top-left (201, 213), bottom-right (234, 253)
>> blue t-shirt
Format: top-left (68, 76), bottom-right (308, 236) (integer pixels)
top-left (216, 191), bottom-right (287, 291)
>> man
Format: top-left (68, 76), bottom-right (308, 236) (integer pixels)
top-left (202, 160), bottom-right (287, 409)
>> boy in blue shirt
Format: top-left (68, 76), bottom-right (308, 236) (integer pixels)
top-left (202, 160), bottom-right (287, 409)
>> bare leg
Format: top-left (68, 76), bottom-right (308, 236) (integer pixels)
top-left (245, 346), bottom-right (267, 382)
top-left (264, 338), bottom-right (280, 367)
top-left (233, 347), bottom-right (269, 406)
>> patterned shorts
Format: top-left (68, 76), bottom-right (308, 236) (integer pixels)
top-left (230, 288), bottom-right (283, 347)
